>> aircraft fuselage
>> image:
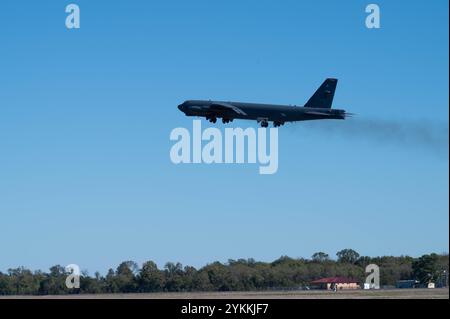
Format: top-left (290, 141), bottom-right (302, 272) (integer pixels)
top-left (177, 79), bottom-right (349, 127)
top-left (178, 100), bottom-right (346, 122)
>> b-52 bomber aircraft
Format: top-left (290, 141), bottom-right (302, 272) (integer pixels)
top-left (177, 78), bottom-right (351, 127)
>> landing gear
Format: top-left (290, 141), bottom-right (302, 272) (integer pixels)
top-left (260, 120), bottom-right (269, 128)
top-left (206, 116), bottom-right (217, 123)
top-left (222, 118), bottom-right (233, 124)
top-left (259, 120), bottom-right (283, 128)
top-left (273, 121), bottom-right (284, 127)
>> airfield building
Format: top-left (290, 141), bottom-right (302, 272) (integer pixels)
top-left (310, 277), bottom-right (360, 290)
top-left (396, 280), bottom-right (420, 289)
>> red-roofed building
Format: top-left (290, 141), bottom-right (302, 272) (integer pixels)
top-left (310, 277), bottom-right (360, 290)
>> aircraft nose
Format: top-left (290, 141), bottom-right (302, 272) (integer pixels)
top-left (178, 103), bottom-right (185, 111)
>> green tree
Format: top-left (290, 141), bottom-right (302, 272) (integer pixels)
top-left (39, 265), bottom-right (69, 295)
top-left (355, 256), bottom-right (372, 267)
top-left (0, 253), bottom-right (447, 294)
top-left (192, 270), bottom-right (213, 291)
top-left (7, 267), bottom-right (40, 295)
top-left (0, 272), bottom-right (12, 295)
top-left (164, 262), bottom-right (184, 292)
top-left (105, 268), bottom-right (119, 293)
top-left (311, 252), bottom-right (330, 263)
top-left (182, 266), bottom-right (197, 291)
top-left (115, 261), bottom-right (138, 293)
top-left (138, 261), bottom-right (164, 292)
top-left (413, 254), bottom-right (441, 284)
top-left (81, 271), bottom-right (105, 294)
top-left (336, 249), bottom-right (360, 264)
top-left (203, 262), bottom-right (233, 291)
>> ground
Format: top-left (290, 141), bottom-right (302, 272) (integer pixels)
top-left (1, 288), bottom-right (448, 299)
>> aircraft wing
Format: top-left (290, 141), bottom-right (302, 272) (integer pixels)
top-left (209, 102), bottom-right (247, 116)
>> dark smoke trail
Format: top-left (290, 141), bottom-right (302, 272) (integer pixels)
top-left (290, 117), bottom-right (449, 157)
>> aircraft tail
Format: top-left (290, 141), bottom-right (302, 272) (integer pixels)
top-left (304, 78), bottom-right (338, 108)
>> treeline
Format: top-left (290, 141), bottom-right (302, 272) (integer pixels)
top-left (0, 249), bottom-right (448, 295)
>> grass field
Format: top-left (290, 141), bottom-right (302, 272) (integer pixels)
top-left (1, 288), bottom-right (448, 299)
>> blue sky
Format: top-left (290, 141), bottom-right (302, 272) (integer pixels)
top-left (0, 0), bottom-right (448, 274)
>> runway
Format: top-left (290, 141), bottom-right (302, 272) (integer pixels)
top-left (1, 288), bottom-right (448, 299)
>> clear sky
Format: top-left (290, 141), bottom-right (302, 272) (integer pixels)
top-left (0, 0), bottom-right (448, 274)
